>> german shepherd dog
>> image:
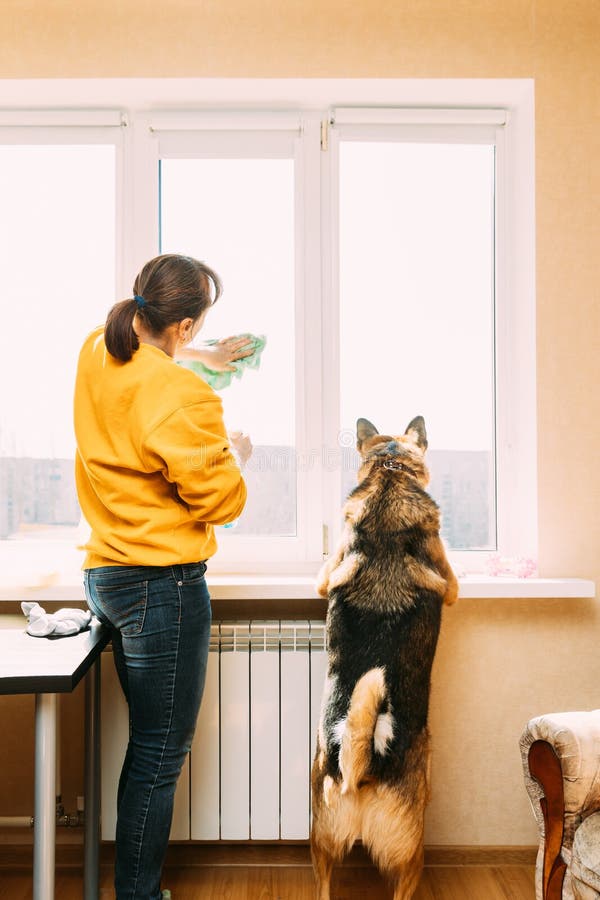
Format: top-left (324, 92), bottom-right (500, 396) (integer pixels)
top-left (311, 416), bottom-right (458, 900)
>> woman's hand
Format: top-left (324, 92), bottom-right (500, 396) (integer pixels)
top-left (229, 430), bottom-right (253, 468)
top-left (177, 336), bottom-right (254, 372)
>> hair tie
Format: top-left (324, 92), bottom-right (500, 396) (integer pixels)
top-left (134, 294), bottom-right (147, 308)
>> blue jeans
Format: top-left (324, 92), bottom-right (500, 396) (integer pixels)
top-left (84, 562), bottom-right (211, 900)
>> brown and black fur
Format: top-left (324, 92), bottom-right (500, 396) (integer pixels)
top-left (311, 416), bottom-right (458, 900)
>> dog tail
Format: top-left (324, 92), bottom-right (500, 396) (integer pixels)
top-left (339, 667), bottom-right (390, 794)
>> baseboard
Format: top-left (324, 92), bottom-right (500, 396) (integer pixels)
top-left (0, 841), bottom-right (538, 870)
top-left (424, 845), bottom-right (537, 866)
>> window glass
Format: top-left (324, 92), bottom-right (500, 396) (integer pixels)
top-left (338, 141), bottom-right (496, 550)
top-left (160, 157), bottom-right (296, 536)
top-left (0, 145), bottom-right (115, 563)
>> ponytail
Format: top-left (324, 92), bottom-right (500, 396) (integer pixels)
top-left (103, 254), bottom-right (222, 363)
top-left (104, 299), bottom-right (139, 362)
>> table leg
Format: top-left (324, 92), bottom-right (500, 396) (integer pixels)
top-left (84, 659), bottom-right (101, 900)
top-left (34, 692), bottom-right (57, 900)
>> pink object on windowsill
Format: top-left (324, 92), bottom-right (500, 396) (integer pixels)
top-left (485, 554), bottom-right (538, 578)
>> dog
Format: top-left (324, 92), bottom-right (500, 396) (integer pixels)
top-left (311, 415), bottom-right (458, 900)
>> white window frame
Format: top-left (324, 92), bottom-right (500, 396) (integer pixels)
top-left (129, 111), bottom-right (324, 568)
top-left (0, 116), bottom-right (125, 590)
top-left (322, 110), bottom-right (536, 573)
top-left (0, 80), bottom-right (536, 588)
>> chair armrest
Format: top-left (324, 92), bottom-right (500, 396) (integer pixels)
top-left (520, 709), bottom-right (600, 862)
top-left (527, 739), bottom-right (568, 900)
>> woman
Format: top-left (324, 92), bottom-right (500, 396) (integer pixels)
top-left (74, 254), bottom-right (250, 900)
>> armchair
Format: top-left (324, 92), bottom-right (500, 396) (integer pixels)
top-left (520, 710), bottom-right (600, 900)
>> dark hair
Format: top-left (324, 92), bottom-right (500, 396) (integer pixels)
top-left (104, 254), bottom-right (222, 362)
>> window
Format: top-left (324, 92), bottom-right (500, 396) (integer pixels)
top-left (336, 133), bottom-right (496, 551)
top-left (0, 123), bottom-right (120, 588)
top-left (321, 105), bottom-right (536, 573)
top-left (0, 86), bottom-right (536, 587)
top-left (138, 116), bottom-right (321, 565)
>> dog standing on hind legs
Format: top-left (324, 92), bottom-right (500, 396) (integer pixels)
top-left (311, 415), bottom-right (458, 900)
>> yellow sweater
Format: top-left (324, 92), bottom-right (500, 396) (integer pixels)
top-left (74, 327), bottom-right (247, 568)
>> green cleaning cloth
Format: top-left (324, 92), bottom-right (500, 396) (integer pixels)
top-left (178, 333), bottom-right (267, 390)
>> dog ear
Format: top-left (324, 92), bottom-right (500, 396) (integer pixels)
top-left (404, 416), bottom-right (428, 451)
top-left (356, 418), bottom-right (379, 451)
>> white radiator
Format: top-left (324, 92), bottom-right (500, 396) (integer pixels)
top-left (100, 620), bottom-right (328, 841)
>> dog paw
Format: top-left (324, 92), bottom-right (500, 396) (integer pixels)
top-left (316, 580), bottom-right (329, 598)
top-left (443, 579), bottom-right (459, 606)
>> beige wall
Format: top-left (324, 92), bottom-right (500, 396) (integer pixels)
top-left (0, 0), bottom-right (598, 847)
top-left (429, 596), bottom-right (600, 845)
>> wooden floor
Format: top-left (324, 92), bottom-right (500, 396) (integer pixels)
top-left (0, 864), bottom-right (535, 899)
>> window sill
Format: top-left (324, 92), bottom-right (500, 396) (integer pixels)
top-left (208, 575), bottom-right (596, 600)
top-left (0, 576), bottom-right (594, 604)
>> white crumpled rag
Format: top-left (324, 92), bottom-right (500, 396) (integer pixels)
top-left (21, 602), bottom-right (92, 638)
